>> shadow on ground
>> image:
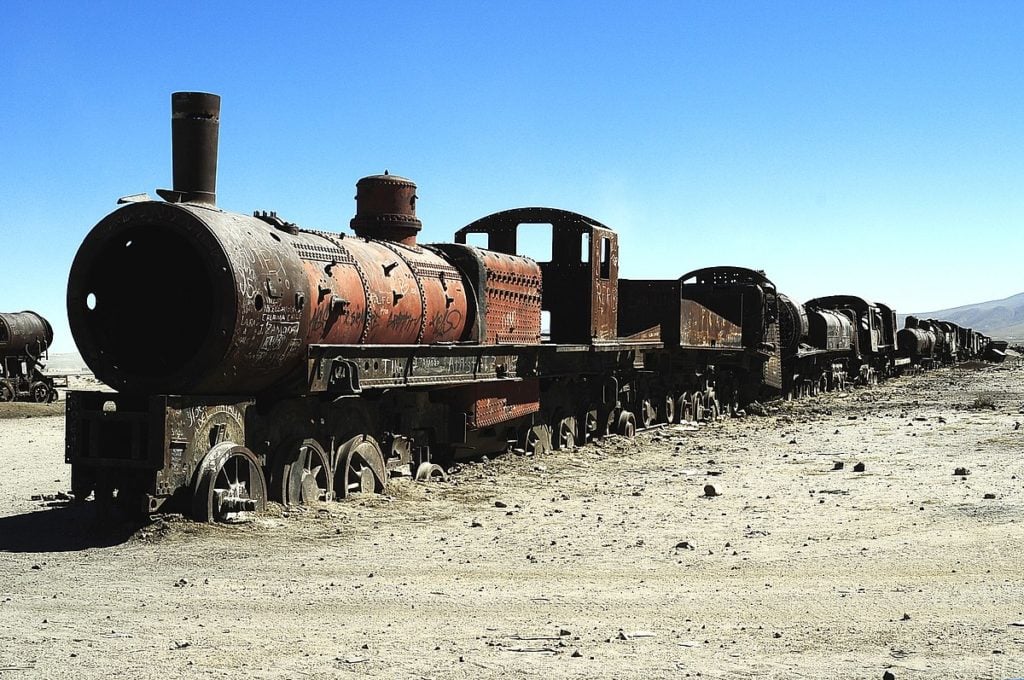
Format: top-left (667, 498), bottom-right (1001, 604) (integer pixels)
top-left (0, 503), bottom-right (142, 552)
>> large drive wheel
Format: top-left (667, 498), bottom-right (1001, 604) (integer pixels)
top-left (617, 410), bottom-right (637, 438)
top-left (30, 382), bottom-right (50, 404)
top-left (554, 416), bottom-right (577, 450)
top-left (662, 394), bottom-right (678, 424)
top-left (707, 398), bottom-right (720, 422)
top-left (415, 462), bottom-right (447, 482)
top-left (0, 381), bottom-right (14, 402)
top-left (335, 435), bottom-right (386, 499)
top-left (519, 424), bottom-right (552, 456)
top-left (639, 397), bottom-right (656, 428)
top-left (274, 438), bottom-right (331, 506)
top-left (580, 407), bottom-right (599, 443)
top-left (192, 444), bottom-right (267, 523)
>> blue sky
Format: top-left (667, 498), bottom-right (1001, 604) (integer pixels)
top-left (2, 1), bottom-right (1022, 352)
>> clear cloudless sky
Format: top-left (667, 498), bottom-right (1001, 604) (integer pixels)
top-left (2, 1), bottom-right (1022, 352)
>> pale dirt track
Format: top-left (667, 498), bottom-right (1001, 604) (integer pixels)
top-left (1, 363), bottom-right (1023, 679)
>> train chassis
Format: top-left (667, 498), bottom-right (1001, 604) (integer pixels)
top-left (66, 343), bottom-right (729, 522)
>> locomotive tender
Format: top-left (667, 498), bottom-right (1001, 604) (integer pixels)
top-left (64, 92), bottom-right (993, 521)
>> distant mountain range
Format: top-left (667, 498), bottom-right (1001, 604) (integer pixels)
top-left (898, 291), bottom-right (1024, 341)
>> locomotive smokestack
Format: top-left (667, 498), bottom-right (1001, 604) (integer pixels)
top-left (157, 91), bottom-right (220, 205)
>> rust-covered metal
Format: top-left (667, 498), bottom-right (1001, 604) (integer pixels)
top-left (679, 266), bottom-right (782, 390)
top-left (455, 208), bottom-right (618, 343)
top-left (66, 391), bottom-right (253, 514)
top-left (67, 200), bottom-right (474, 395)
top-left (679, 299), bottom-right (744, 348)
top-left (616, 280), bottom-right (743, 348)
top-left (461, 378), bottom-right (541, 429)
top-left (350, 173), bottom-right (423, 246)
top-left (433, 243), bottom-right (542, 345)
top-left (0, 311), bottom-right (53, 358)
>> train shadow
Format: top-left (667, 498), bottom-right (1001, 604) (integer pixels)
top-left (0, 503), bottom-right (143, 553)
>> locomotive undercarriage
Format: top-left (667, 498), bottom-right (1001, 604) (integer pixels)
top-left (65, 343), bottom-right (731, 522)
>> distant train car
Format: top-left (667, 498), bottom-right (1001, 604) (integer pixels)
top-left (804, 296), bottom-right (899, 384)
top-left (0, 311), bottom-right (59, 403)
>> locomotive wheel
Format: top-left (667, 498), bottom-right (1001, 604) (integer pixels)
top-left (581, 407), bottom-right (599, 443)
top-left (414, 462), bottom-right (447, 482)
top-left (676, 392), bottom-right (692, 423)
top-left (602, 408), bottom-right (618, 437)
top-left (555, 416), bottom-right (577, 450)
top-left (0, 381), bottom-right (13, 402)
top-left (662, 394), bottom-right (678, 424)
top-left (275, 438), bottom-right (331, 506)
top-left (616, 410), bottom-right (637, 438)
top-left (30, 381), bottom-right (50, 404)
top-left (519, 424), bottom-right (551, 455)
top-left (692, 392), bottom-right (704, 422)
top-left (192, 443), bottom-right (267, 523)
top-left (336, 435), bottom-right (386, 499)
top-left (707, 399), bottom-right (720, 421)
top-left (639, 397), bottom-right (656, 428)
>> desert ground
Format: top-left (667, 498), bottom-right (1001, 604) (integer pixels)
top-left (1, 362), bottom-right (1022, 679)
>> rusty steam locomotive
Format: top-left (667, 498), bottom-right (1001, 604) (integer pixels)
top-left (0, 311), bottom-right (60, 403)
top-left (64, 93), bottom-right (995, 521)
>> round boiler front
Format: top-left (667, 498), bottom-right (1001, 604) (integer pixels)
top-left (67, 202), bottom-right (309, 394)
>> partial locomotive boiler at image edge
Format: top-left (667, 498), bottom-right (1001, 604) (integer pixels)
top-left (63, 92), bottom-right (999, 522)
top-left (0, 311), bottom-right (62, 403)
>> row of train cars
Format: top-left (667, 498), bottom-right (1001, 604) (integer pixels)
top-left (9, 92), bottom-right (1013, 522)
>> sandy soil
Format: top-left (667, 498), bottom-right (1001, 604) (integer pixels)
top-left (1, 362), bottom-right (1022, 679)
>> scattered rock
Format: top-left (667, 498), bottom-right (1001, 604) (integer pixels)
top-left (953, 467), bottom-right (970, 476)
top-left (571, 649), bottom-right (583, 658)
top-left (832, 461), bottom-right (844, 471)
top-left (747, 401), bottom-right (768, 416)
top-left (901, 613), bottom-right (910, 621)
top-left (703, 484), bottom-right (719, 497)
top-left (983, 493), bottom-right (996, 500)
top-left (853, 462), bottom-right (866, 472)
top-left (494, 500), bottom-right (508, 508)
top-left (470, 520), bottom-right (483, 528)
top-left (883, 671), bottom-right (895, 680)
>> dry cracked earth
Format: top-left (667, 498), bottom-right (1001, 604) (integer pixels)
top-left (1, 362), bottom-right (1023, 679)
